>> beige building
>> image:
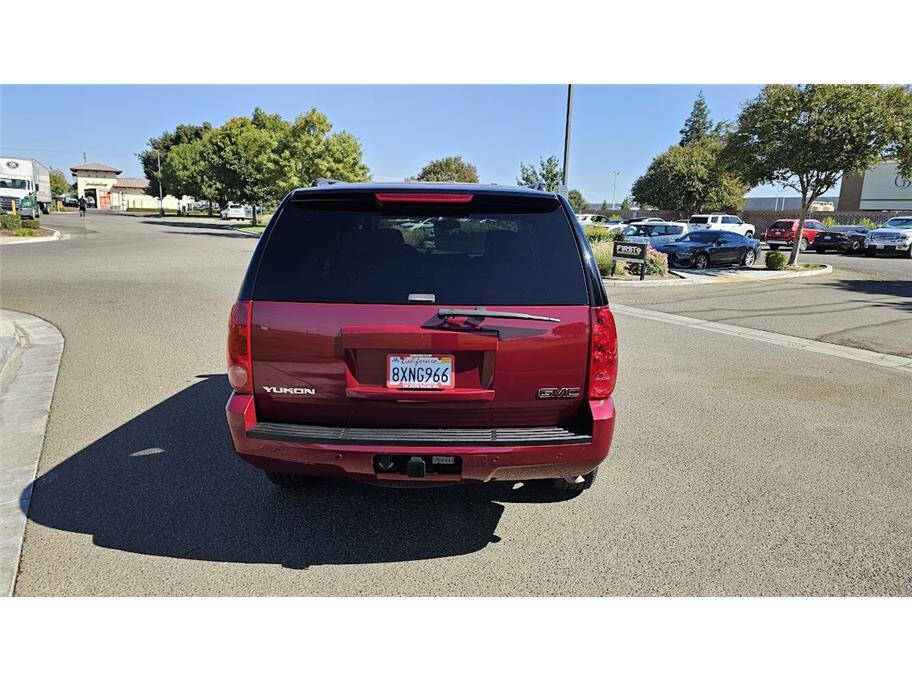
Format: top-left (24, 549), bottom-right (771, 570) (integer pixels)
top-left (838, 160), bottom-right (912, 211)
top-left (70, 162), bottom-right (190, 211)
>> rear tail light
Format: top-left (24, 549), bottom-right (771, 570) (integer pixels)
top-left (589, 306), bottom-right (618, 399)
top-left (227, 300), bottom-right (253, 393)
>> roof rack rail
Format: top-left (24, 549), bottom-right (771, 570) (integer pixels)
top-left (532, 181), bottom-right (547, 191)
top-left (312, 178), bottom-right (343, 187)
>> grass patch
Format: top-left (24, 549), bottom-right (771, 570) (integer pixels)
top-left (238, 226), bottom-right (266, 235)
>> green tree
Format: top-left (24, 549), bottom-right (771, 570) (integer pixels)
top-left (632, 137), bottom-right (746, 218)
top-left (138, 122), bottom-right (212, 199)
top-left (49, 168), bottom-right (70, 197)
top-left (620, 197), bottom-right (631, 210)
top-left (414, 155), bottom-right (479, 183)
top-left (567, 189), bottom-right (588, 213)
top-left (680, 91), bottom-right (711, 146)
top-left (276, 107), bottom-right (370, 193)
top-left (160, 137), bottom-right (225, 214)
top-left (203, 117), bottom-right (283, 225)
top-left (599, 200), bottom-right (609, 212)
top-left (725, 84), bottom-right (908, 265)
top-left (517, 155), bottom-right (562, 192)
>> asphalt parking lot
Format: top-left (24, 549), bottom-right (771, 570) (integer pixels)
top-left (2, 211), bottom-right (911, 596)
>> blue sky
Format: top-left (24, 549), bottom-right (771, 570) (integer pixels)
top-left (1, 84), bottom-right (795, 203)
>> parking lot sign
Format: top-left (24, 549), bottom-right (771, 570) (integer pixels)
top-left (611, 241), bottom-right (648, 281)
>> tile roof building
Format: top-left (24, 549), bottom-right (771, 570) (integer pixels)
top-left (69, 162), bottom-right (189, 211)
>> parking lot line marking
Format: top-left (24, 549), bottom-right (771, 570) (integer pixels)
top-left (611, 304), bottom-right (912, 374)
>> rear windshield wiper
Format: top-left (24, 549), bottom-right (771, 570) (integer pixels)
top-left (437, 307), bottom-right (560, 324)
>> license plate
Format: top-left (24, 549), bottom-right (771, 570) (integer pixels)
top-left (876, 244), bottom-right (885, 249)
top-left (823, 235), bottom-right (832, 240)
top-left (432, 456), bottom-right (455, 465)
top-left (387, 354), bottom-right (454, 389)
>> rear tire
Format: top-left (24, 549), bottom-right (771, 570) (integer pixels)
top-left (850, 239), bottom-right (862, 253)
top-left (742, 249), bottom-right (756, 267)
top-left (265, 470), bottom-right (317, 488)
top-left (906, 245), bottom-right (912, 259)
top-left (865, 248), bottom-right (876, 257)
top-left (815, 248), bottom-right (826, 254)
top-left (694, 253), bottom-right (709, 270)
top-left (769, 245), bottom-right (779, 251)
top-left (554, 467), bottom-right (598, 492)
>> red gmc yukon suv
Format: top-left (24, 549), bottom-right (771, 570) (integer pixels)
top-left (226, 182), bottom-right (617, 493)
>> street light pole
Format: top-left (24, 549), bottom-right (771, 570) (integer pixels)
top-left (612, 171), bottom-right (620, 209)
top-left (561, 84), bottom-right (573, 195)
top-left (156, 149), bottom-right (164, 216)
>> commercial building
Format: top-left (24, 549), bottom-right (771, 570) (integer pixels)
top-left (838, 161), bottom-right (912, 211)
top-left (70, 162), bottom-right (191, 211)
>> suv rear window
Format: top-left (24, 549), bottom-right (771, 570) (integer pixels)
top-left (252, 196), bottom-right (588, 305)
top-left (689, 216), bottom-right (709, 224)
top-left (770, 220), bottom-right (794, 229)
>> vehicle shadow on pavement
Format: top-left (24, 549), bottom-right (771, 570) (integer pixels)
top-left (140, 219), bottom-right (241, 230)
top-left (161, 230), bottom-right (259, 239)
top-left (23, 375), bottom-right (571, 569)
top-left (819, 278), bottom-right (912, 311)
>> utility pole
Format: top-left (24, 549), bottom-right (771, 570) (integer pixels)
top-left (561, 84), bottom-right (573, 195)
top-left (156, 149), bottom-right (164, 216)
top-left (83, 152), bottom-right (87, 165)
top-left (612, 171), bottom-right (620, 209)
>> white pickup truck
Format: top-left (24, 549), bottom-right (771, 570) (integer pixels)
top-left (864, 216), bottom-right (912, 258)
top-left (0, 157), bottom-right (51, 218)
top-left (687, 213), bottom-right (756, 237)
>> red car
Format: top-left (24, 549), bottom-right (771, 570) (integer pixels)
top-left (764, 218), bottom-right (826, 252)
top-left (226, 182), bottom-right (618, 494)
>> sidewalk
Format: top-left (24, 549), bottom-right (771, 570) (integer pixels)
top-left (0, 310), bottom-right (64, 596)
top-left (603, 264), bottom-right (832, 287)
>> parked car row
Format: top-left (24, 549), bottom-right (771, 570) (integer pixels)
top-left (763, 216), bottom-right (912, 258)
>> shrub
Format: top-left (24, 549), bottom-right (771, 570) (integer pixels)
top-left (20, 217), bottom-right (40, 230)
top-left (583, 225), bottom-right (612, 243)
top-left (858, 217), bottom-right (878, 229)
top-left (765, 251), bottom-right (788, 270)
top-left (1, 213), bottom-right (23, 231)
top-left (13, 227), bottom-right (40, 237)
top-left (645, 246), bottom-right (668, 275)
top-left (821, 216), bottom-right (837, 227)
top-left (590, 240), bottom-right (620, 276)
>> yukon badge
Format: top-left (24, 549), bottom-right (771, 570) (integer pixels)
top-left (537, 387), bottom-right (581, 399)
top-left (262, 386), bottom-right (316, 395)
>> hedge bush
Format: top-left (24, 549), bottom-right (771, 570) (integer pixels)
top-left (765, 251), bottom-right (788, 270)
top-left (583, 225), bottom-right (612, 243)
top-left (858, 217), bottom-right (878, 229)
top-left (21, 217), bottom-right (40, 230)
top-left (1, 213), bottom-right (23, 231)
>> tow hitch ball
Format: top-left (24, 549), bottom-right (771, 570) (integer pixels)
top-left (406, 456), bottom-right (426, 478)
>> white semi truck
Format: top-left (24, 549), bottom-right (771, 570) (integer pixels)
top-left (0, 157), bottom-right (52, 218)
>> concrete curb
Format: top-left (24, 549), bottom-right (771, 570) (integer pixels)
top-left (0, 228), bottom-right (61, 247)
top-left (0, 310), bottom-right (64, 597)
top-left (603, 264), bottom-right (832, 288)
top-left (230, 227), bottom-right (262, 238)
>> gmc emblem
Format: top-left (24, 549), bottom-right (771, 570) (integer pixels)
top-left (537, 387), bottom-right (581, 399)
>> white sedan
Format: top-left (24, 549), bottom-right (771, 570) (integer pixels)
top-left (220, 203), bottom-right (246, 221)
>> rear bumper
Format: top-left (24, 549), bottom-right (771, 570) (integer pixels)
top-left (226, 393), bottom-right (615, 484)
top-left (765, 239), bottom-right (792, 247)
